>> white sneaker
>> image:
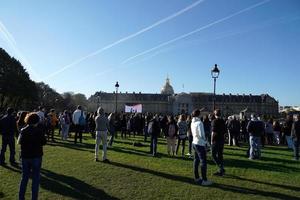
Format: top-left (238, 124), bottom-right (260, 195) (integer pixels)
top-left (201, 180), bottom-right (213, 186)
top-left (186, 153), bottom-right (191, 156)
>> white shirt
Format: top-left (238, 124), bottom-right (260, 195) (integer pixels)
top-left (191, 117), bottom-right (207, 146)
top-left (72, 109), bottom-right (85, 125)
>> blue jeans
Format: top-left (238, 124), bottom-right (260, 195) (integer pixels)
top-left (150, 136), bottom-right (158, 156)
top-left (193, 144), bottom-right (207, 181)
top-left (19, 157), bottom-right (42, 200)
top-left (293, 139), bottom-right (299, 160)
top-left (211, 142), bottom-right (224, 172)
top-left (0, 135), bottom-right (15, 163)
top-left (249, 136), bottom-right (261, 159)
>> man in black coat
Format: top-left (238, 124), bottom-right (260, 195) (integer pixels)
top-left (0, 107), bottom-right (17, 165)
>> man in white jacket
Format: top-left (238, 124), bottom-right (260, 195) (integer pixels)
top-left (191, 109), bottom-right (212, 186)
top-left (72, 105), bottom-right (85, 144)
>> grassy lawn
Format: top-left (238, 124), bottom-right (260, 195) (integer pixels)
top-left (1, 131), bottom-right (300, 200)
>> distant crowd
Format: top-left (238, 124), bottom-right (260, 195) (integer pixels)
top-left (0, 106), bottom-right (299, 198)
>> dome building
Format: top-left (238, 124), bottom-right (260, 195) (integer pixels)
top-left (89, 77), bottom-right (279, 117)
top-left (160, 77), bottom-right (174, 95)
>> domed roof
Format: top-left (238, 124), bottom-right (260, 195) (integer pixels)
top-left (161, 77), bottom-right (174, 95)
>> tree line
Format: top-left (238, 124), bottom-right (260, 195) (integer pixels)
top-left (0, 48), bottom-right (88, 113)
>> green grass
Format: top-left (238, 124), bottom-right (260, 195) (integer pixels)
top-left (1, 131), bottom-right (300, 200)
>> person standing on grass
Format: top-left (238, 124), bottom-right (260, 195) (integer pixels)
top-left (227, 116), bottom-right (240, 147)
top-left (292, 114), bottom-right (300, 161)
top-left (108, 113), bottom-right (116, 147)
top-left (148, 114), bottom-right (160, 157)
top-left (247, 114), bottom-right (264, 160)
top-left (94, 107), bottom-right (110, 162)
top-left (273, 120), bottom-right (281, 145)
top-left (48, 109), bottom-right (58, 142)
top-left (0, 107), bottom-right (17, 166)
top-left (186, 115), bottom-right (193, 157)
top-left (18, 112), bottom-right (47, 200)
top-left (165, 116), bottom-right (178, 156)
top-left (72, 105), bottom-right (86, 144)
top-left (283, 115), bottom-right (294, 149)
top-left (211, 109), bottom-right (226, 176)
top-left (60, 110), bottom-right (71, 141)
top-left (176, 114), bottom-right (188, 157)
top-left (191, 109), bottom-right (212, 186)
top-left (265, 119), bottom-right (274, 145)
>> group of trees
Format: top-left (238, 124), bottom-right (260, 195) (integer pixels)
top-left (0, 48), bottom-right (88, 113)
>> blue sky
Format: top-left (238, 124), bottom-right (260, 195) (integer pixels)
top-left (0, 0), bottom-right (299, 106)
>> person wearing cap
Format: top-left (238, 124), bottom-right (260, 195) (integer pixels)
top-left (0, 107), bottom-right (17, 165)
top-left (94, 107), bottom-right (110, 162)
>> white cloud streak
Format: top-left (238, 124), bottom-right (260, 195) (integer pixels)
top-left (43, 0), bottom-right (206, 81)
top-left (0, 20), bottom-right (41, 80)
top-left (121, 0), bottom-right (271, 65)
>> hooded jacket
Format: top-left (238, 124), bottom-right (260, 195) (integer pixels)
top-left (191, 117), bottom-right (207, 146)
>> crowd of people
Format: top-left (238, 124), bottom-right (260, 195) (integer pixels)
top-left (0, 105), bottom-right (300, 198)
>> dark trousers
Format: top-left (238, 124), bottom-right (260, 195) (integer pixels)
top-left (144, 126), bottom-right (148, 142)
top-left (0, 135), bottom-right (16, 163)
top-left (211, 142), bottom-right (224, 172)
top-left (293, 139), bottom-right (300, 160)
top-left (48, 126), bottom-right (55, 141)
top-left (121, 127), bottom-right (127, 138)
top-left (19, 157), bottom-right (42, 200)
top-left (109, 131), bottom-right (115, 146)
top-left (193, 144), bottom-right (207, 181)
top-left (188, 135), bottom-right (193, 154)
top-left (74, 124), bottom-right (83, 144)
top-left (176, 138), bottom-right (186, 156)
top-left (150, 136), bottom-right (158, 156)
top-left (228, 131), bottom-right (239, 146)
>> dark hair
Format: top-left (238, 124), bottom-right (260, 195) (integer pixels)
top-left (192, 109), bottom-right (201, 117)
top-left (214, 109), bottom-right (221, 117)
top-left (24, 113), bottom-right (40, 125)
top-left (77, 105), bottom-right (82, 110)
top-left (7, 107), bottom-right (14, 115)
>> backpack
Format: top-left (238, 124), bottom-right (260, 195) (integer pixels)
top-left (79, 111), bottom-right (86, 126)
top-left (168, 124), bottom-right (176, 138)
top-left (148, 121), bottom-right (154, 135)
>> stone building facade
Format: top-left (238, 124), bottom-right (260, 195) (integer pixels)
top-left (89, 78), bottom-right (279, 117)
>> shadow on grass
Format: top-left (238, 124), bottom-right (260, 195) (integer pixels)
top-left (1, 164), bottom-right (21, 173)
top-left (225, 158), bottom-right (300, 173)
top-left (109, 161), bottom-right (300, 200)
top-left (40, 169), bottom-right (119, 200)
top-left (0, 192), bottom-right (4, 198)
top-left (225, 174), bottom-right (300, 192)
top-left (47, 140), bottom-right (94, 153)
top-left (212, 183), bottom-right (300, 200)
top-left (108, 161), bottom-right (194, 184)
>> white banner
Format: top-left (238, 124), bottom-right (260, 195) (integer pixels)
top-left (125, 104), bottom-right (142, 113)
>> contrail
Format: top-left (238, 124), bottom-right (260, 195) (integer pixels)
top-left (130, 13), bottom-right (300, 59)
top-left (0, 20), bottom-right (41, 80)
top-left (43, 0), bottom-right (206, 80)
top-left (121, 0), bottom-right (271, 64)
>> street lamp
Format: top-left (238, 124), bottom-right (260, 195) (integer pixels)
top-left (211, 64), bottom-right (220, 111)
top-left (115, 81), bottom-right (119, 112)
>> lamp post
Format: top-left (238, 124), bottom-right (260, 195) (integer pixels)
top-left (211, 64), bottom-right (220, 111)
top-left (115, 81), bottom-right (119, 112)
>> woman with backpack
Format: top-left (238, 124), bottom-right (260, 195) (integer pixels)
top-left (176, 114), bottom-right (188, 157)
top-left (165, 116), bottom-right (178, 156)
